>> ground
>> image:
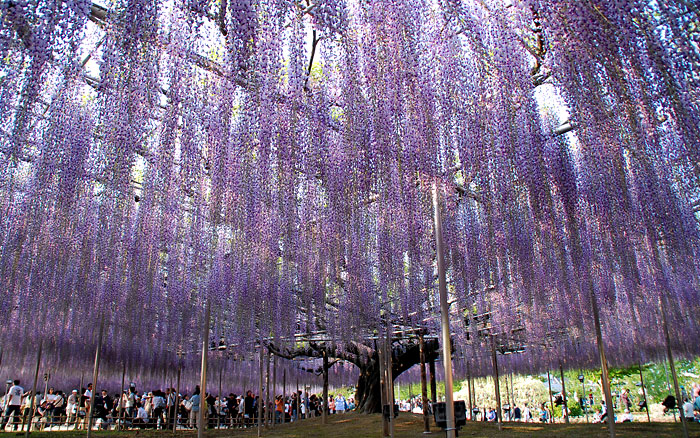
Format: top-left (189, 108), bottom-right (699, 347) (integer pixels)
top-left (22, 413), bottom-right (700, 438)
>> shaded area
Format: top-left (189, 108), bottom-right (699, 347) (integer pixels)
top-left (25, 413), bottom-right (700, 438)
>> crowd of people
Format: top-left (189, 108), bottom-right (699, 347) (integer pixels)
top-left (394, 381), bottom-right (700, 425)
top-left (4, 376), bottom-right (700, 431)
top-left (0, 378), bottom-right (356, 432)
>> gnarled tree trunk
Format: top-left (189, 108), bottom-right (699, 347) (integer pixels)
top-left (267, 337), bottom-right (440, 414)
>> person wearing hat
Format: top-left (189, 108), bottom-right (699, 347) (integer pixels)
top-left (66, 390), bottom-right (79, 427)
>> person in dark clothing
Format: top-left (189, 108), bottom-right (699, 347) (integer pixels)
top-left (243, 391), bottom-right (255, 427)
top-left (226, 394), bottom-right (238, 427)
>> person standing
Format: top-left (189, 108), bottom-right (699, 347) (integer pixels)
top-left (2, 380), bottom-right (26, 431)
top-left (189, 387), bottom-right (200, 429)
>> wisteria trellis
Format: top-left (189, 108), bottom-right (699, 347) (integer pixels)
top-left (0, 0), bottom-right (699, 389)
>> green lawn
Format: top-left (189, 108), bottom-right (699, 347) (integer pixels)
top-left (19, 414), bottom-right (700, 438)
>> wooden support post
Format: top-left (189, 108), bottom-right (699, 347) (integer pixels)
top-left (119, 363), bottom-right (126, 431)
top-left (419, 334), bottom-right (430, 433)
top-left (638, 362), bottom-right (651, 422)
top-left (547, 370), bottom-right (554, 424)
top-left (198, 302), bottom-right (210, 438)
top-left (24, 342), bottom-right (42, 438)
top-left (490, 337), bottom-right (502, 430)
top-left (560, 364), bottom-right (569, 424)
top-left (86, 319), bottom-right (104, 438)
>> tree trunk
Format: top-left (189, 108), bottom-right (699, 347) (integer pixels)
top-left (267, 338), bottom-right (439, 414)
top-left (355, 339), bottom-right (439, 413)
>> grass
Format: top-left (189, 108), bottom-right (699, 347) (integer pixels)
top-left (20, 413), bottom-right (700, 438)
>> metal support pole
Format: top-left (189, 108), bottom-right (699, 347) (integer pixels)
top-left (86, 319), bottom-right (104, 438)
top-left (119, 363), bottom-right (126, 431)
top-left (547, 370), bottom-right (554, 424)
top-left (419, 334), bottom-right (430, 433)
top-left (265, 351), bottom-right (271, 427)
top-left (662, 360), bottom-right (676, 421)
top-left (504, 371), bottom-right (510, 421)
top-left (490, 337), bottom-right (502, 430)
top-left (218, 367), bottom-right (222, 430)
top-left (272, 356), bottom-right (277, 428)
top-left (432, 181), bottom-right (456, 438)
top-left (638, 362), bottom-right (650, 422)
top-left (24, 342), bottom-right (42, 438)
top-left (377, 339), bottom-right (389, 437)
top-left (198, 302), bottom-right (210, 438)
top-left (589, 284), bottom-right (615, 438)
top-left (322, 350), bottom-right (329, 425)
top-left (466, 362), bottom-right (472, 421)
top-left (581, 372), bottom-right (589, 423)
top-left (429, 360), bottom-right (437, 404)
top-left (659, 294), bottom-right (689, 438)
top-left (258, 345), bottom-right (263, 437)
top-left (385, 334), bottom-right (395, 438)
top-left (173, 367), bottom-right (181, 434)
top-left (559, 364), bottom-right (569, 424)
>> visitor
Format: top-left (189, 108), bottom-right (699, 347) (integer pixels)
top-left (52, 391), bottom-right (66, 425)
top-left (513, 404), bottom-right (522, 421)
top-left (328, 395), bottom-right (335, 414)
top-left (275, 395), bottom-right (284, 423)
top-left (683, 398), bottom-right (695, 423)
top-left (179, 394), bottom-right (191, 428)
top-left (226, 393), bottom-right (238, 427)
top-left (522, 402), bottom-right (532, 422)
top-left (539, 403), bottom-right (549, 423)
top-left (125, 386), bottom-right (137, 420)
top-left (189, 387), bottom-right (201, 429)
top-left (346, 397), bottom-right (356, 411)
top-left (662, 394), bottom-right (676, 415)
top-left (486, 407), bottom-right (496, 422)
top-left (205, 393), bottom-right (216, 427)
top-left (152, 390), bottom-right (167, 429)
top-left (335, 394), bottom-right (346, 413)
top-left (620, 409), bottom-right (633, 423)
top-left (92, 390), bottom-right (110, 429)
top-left (66, 389), bottom-right (78, 426)
top-left (593, 408), bottom-right (602, 423)
top-left (133, 402), bottom-right (150, 428)
top-left (83, 383), bottom-right (93, 417)
top-left (600, 400), bottom-right (608, 423)
top-left (244, 390), bottom-right (254, 426)
top-left (620, 388), bottom-right (631, 411)
top-left (290, 392), bottom-right (298, 422)
top-left (2, 380), bottom-right (26, 431)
